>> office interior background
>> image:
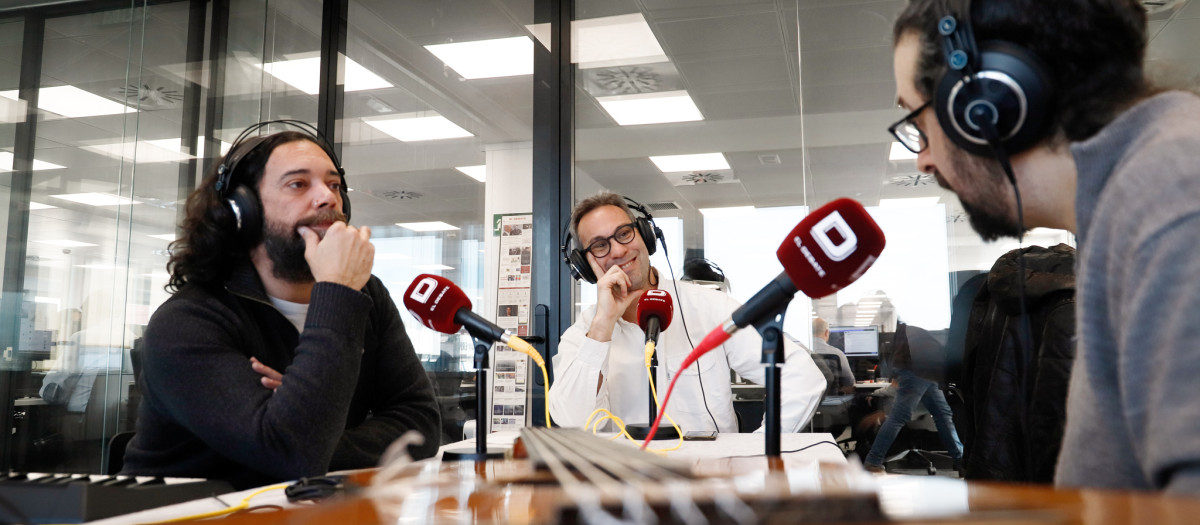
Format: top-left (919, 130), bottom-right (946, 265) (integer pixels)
top-left (0, 0), bottom-right (1194, 474)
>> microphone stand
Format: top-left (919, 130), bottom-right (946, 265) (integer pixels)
top-left (751, 306), bottom-right (788, 457)
top-left (441, 336), bottom-right (506, 461)
top-left (625, 347), bottom-right (679, 441)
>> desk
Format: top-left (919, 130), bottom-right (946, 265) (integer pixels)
top-left (855, 381), bottom-right (889, 392)
top-left (87, 432), bottom-right (1200, 525)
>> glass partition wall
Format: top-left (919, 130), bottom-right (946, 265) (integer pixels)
top-left (0, 0), bottom-right (531, 473)
top-left (569, 0), bottom-right (1078, 352)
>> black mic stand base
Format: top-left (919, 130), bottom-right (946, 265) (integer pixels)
top-left (441, 448), bottom-right (507, 462)
top-left (623, 424), bottom-right (680, 441)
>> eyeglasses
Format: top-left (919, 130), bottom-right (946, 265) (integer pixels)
top-left (887, 101), bottom-right (932, 154)
top-left (584, 223), bottom-right (638, 258)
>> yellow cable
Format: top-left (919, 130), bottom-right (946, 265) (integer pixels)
top-left (506, 336), bottom-right (552, 428)
top-left (646, 361), bottom-right (684, 452)
top-left (138, 483), bottom-right (288, 524)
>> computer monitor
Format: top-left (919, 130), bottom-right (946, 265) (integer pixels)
top-left (829, 325), bottom-right (880, 357)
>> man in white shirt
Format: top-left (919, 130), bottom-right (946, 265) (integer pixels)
top-left (550, 192), bottom-right (825, 433)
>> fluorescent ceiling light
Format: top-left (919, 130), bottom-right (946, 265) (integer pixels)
top-left (34, 296), bottom-right (61, 308)
top-left (699, 206), bottom-right (756, 217)
top-left (257, 56), bottom-right (392, 95)
top-left (34, 239), bottom-right (97, 247)
top-left (0, 86), bottom-right (136, 118)
top-left (28, 202), bottom-right (57, 210)
top-left (878, 197), bottom-right (941, 208)
top-left (649, 152), bottom-right (730, 173)
top-left (75, 264), bottom-right (116, 270)
top-left (143, 272), bottom-right (171, 279)
top-left (414, 264), bottom-right (455, 271)
top-left (83, 141), bottom-right (194, 163)
top-left (50, 193), bottom-right (141, 206)
top-left (596, 90), bottom-right (702, 126)
top-left (145, 136), bottom-right (232, 158)
top-left (424, 36), bottom-right (533, 79)
top-left (889, 142), bottom-right (918, 161)
top-left (365, 115), bottom-right (473, 142)
top-left (396, 221), bottom-right (460, 232)
top-left (148, 233), bottom-right (176, 241)
top-left (455, 165), bottom-right (486, 182)
top-left (376, 253), bottom-right (411, 260)
top-left (572, 13), bottom-right (668, 68)
top-left (0, 152), bottom-right (66, 171)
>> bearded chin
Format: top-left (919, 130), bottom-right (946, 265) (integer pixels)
top-left (262, 221), bottom-right (313, 283)
top-left (949, 150), bottom-right (1026, 242)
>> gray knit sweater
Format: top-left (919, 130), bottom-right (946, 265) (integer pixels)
top-left (1056, 91), bottom-right (1200, 494)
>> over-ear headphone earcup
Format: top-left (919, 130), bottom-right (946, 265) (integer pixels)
top-left (635, 218), bottom-right (658, 256)
top-left (340, 185), bottom-right (352, 222)
top-left (567, 249), bottom-right (597, 284)
top-left (935, 40), bottom-right (1052, 157)
top-left (227, 184), bottom-right (263, 246)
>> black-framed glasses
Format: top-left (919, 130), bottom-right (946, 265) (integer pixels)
top-left (887, 101), bottom-right (932, 154)
top-left (584, 223), bottom-right (638, 258)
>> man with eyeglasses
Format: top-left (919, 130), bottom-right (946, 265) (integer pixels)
top-left (549, 192), bottom-right (826, 434)
top-left (892, 0), bottom-right (1200, 493)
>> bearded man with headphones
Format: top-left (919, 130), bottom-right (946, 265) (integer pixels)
top-left (120, 122), bottom-right (439, 489)
top-left (893, 1), bottom-right (1200, 493)
top-left (550, 192), bottom-right (826, 434)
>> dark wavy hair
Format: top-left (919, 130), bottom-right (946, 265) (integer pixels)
top-left (166, 131), bottom-right (323, 292)
top-left (893, 0), bottom-right (1152, 143)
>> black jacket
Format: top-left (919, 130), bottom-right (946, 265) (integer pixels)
top-left (121, 261), bottom-right (440, 489)
top-left (959, 244), bottom-right (1076, 482)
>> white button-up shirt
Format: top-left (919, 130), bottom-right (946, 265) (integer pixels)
top-left (550, 280), bottom-right (825, 433)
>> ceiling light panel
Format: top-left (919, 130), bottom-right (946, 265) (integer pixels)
top-left (257, 57), bottom-right (392, 95)
top-left (573, 13), bottom-right (668, 68)
top-left (649, 152), bottom-right (731, 173)
top-left (365, 115), bottom-right (474, 142)
top-left (396, 221), bottom-right (460, 232)
top-left (889, 142), bottom-right (918, 161)
top-left (0, 85), bottom-right (136, 118)
top-left (424, 37), bottom-right (533, 79)
top-left (50, 193), bottom-right (141, 206)
top-left (0, 152), bottom-right (65, 171)
top-left (455, 165), bottom-right (486, 182)
top-left (596, 90), bottom-right (703, 126)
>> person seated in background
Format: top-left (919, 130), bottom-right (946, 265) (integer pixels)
top-left (810, 318), bottom-right (855, 395)
top-left (550, 192), bottom-right (826, 433)
top-left (121, 125), bottom-right (439, 489)
top-left (862, 322), bottom-right (963, 473)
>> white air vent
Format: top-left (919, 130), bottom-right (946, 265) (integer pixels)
top-left (645, 201), bottom-right (681, 211)
top-left (758, 154), bottom-right (781, 165)
top-left (887, 173), bottom-right (935, 187)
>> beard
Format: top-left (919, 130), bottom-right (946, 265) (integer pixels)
top-left (943, 148), bottom-right (1025, 242)
top-left (261, 209), bottom-right (347, 283)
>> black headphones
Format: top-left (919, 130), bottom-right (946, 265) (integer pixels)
top-left (213, 119), bottom-right (350, 246)
top-left (934, 0), bottom-right (1054, 157)
top-left (560, 196), bottom-right (663, 284)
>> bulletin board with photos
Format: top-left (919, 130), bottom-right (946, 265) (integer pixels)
top-left (491, 214), bottom-right (533, 432)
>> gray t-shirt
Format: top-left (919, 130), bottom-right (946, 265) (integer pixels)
top-left (1056, 91), bottom-right (1200, 494)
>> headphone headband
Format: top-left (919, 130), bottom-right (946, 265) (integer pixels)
top-left (214, 120), bottom-right (350, 246)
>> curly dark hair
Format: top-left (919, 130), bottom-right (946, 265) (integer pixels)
top-left (893, 0), bottom-right (1153, 143)
top-left (166, 131), bottom-right (324, 292)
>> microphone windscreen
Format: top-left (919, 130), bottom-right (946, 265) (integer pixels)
top-left (402, 274), bottom-right (473, 334)
top-left (636, 289), bottom-right (674, 332)
top-left (777, 198), bottom-right (886, 299)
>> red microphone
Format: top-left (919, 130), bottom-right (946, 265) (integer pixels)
top-left (403, 274), bottom-right (508, 344)
top-left (642, 198), bottom-right (885, 447)
top-left (636, 289), bottom-right (674, 346)
top-left (702, 198), bottom-right (885, 350)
